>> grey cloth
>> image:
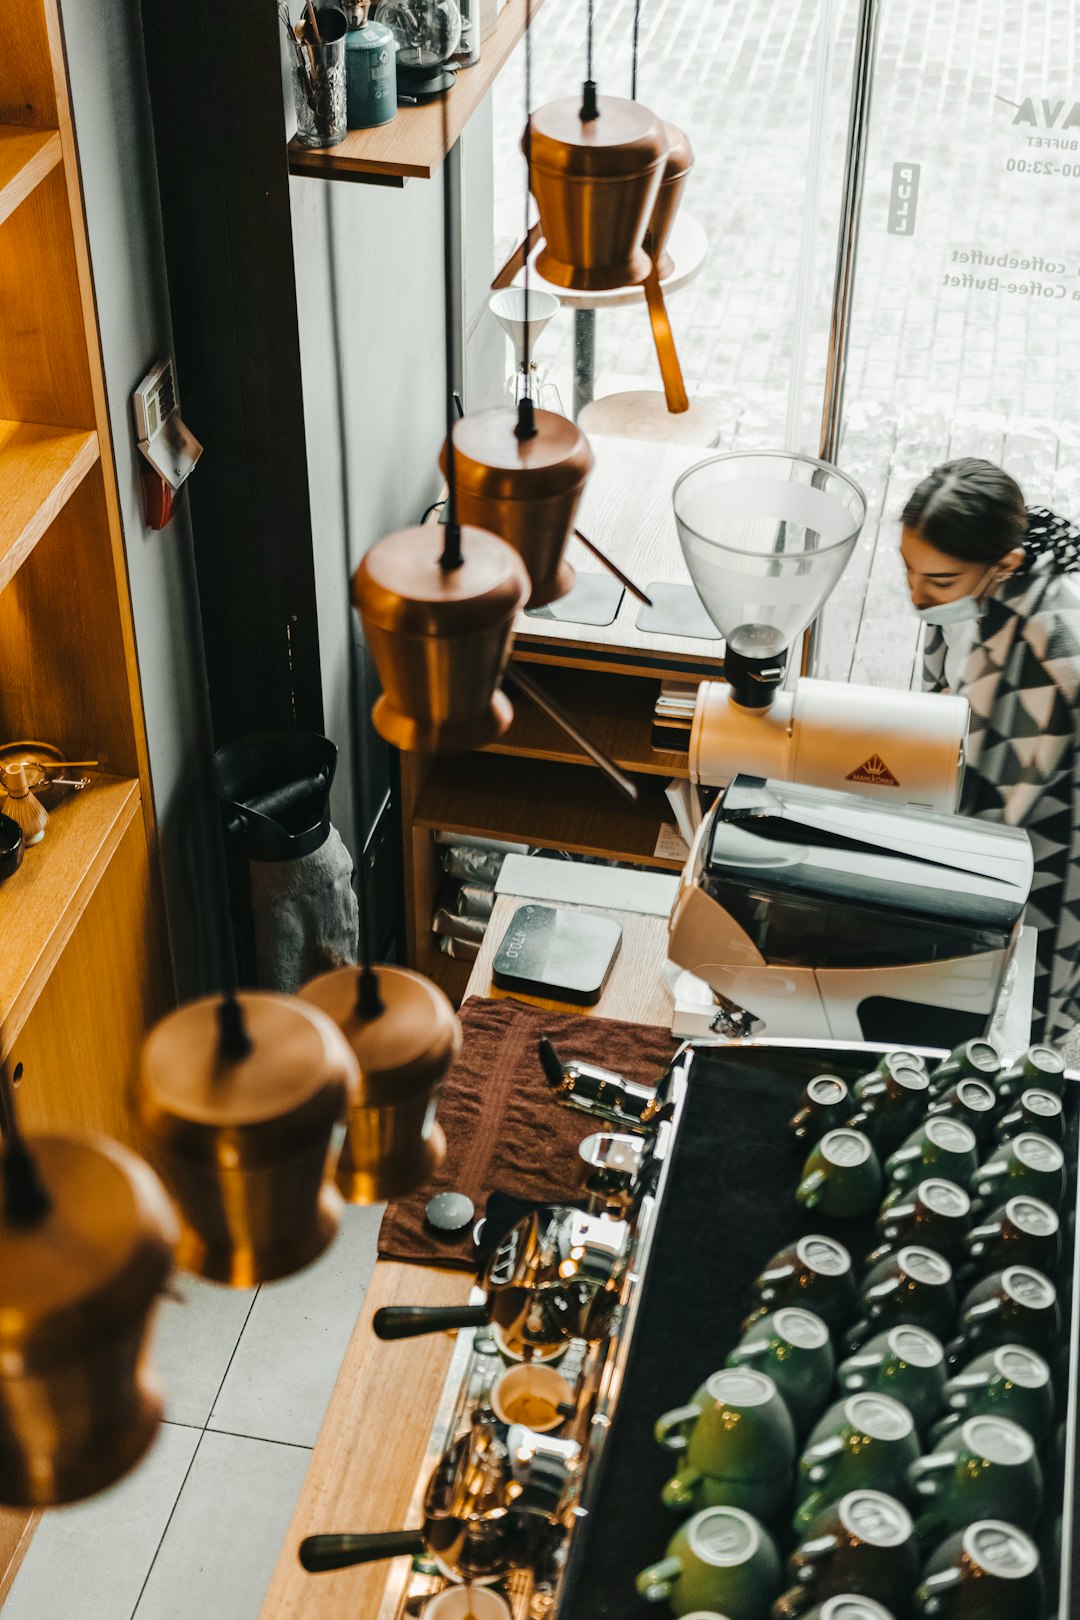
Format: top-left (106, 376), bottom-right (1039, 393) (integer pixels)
top-left (248, 824), bottom-right (358, 993)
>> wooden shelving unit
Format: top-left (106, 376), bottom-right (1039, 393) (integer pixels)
top-left (0, 0), bottom-right (169, 1589)
top-left (489, 667), bottom-right (689, 778)
top-left (287, 0), bottom-right (543, 185)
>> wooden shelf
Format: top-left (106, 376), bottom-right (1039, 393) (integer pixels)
top-left (0, 126), bottom-right (61, 229)
top-left (0, 419), bottom-right (99, 593)
top-left (288, 0), bottom-right (543, 184)
top-left (487, 666), bottom-right (689, 778)
top-left (414, 753), bottom-right (683, 869)
top-left (0, 775), bottom-right (141, 1054)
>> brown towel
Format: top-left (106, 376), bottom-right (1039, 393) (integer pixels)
top-left (377, 997), bottom-right (678, 1268)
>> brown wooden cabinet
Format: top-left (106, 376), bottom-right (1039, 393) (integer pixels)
top-left (0, 0), bottom-right (170, 1594)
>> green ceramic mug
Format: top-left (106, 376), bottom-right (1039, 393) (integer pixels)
top-left (884, 1117), bottom-right (978, 1197)
top-left (773, 1491), bottom-right (918, 1620)
top-left (930, 1343), bottom-right (1054, 1445)
top-left (959, 1195), bottom-right (1061, 1283)
top-left (744, 1236), bottom-right (856, 1337)
top-left (799, 1602), bottom-right (897, 1620)
top-left (912, 1521), bottom-right (1044, 1619)
top-left (925, 1079), bottom-right (997, 1149)
top-left (846, 1246), bottom-right (956, 1353)
top-left (796, 1131), bottom-right (884, 1220)
top-left (790, 1075), bottom-right (853, 1147)
top-left (970, 1132), bottom-right (1066, 1214)
top-left (636, 1505), bottom-right (781, 1618)
top-left (994, 1087), bottom-right (1065, 1147)
top-left (837, 1326), bottom-right (947, 1431)
top-left (907, 1416), bottom-right (1043, 1541)
top-left (847, 1064), bottom-right (930, 1155)
top-left (927, 1040), bottom-right (1002, 1098)
top-left (861, 1051), bottom-right (930, 1084)
top-left (657, 1369), bottom-right (796, 1516)
top-left (995, 1043), bottom-right (1066, 1107)
top-left (947, 1265), bottom-right (1060, 1368)
top-left (794, 1393), bottom-right (918, 1533)
top-left (865, 1178), bottom-right (971, 1269)
top-left (726, 1307), bottom-right (835, 1434)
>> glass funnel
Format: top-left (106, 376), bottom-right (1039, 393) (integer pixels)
top-left (673, 451), bottom-right (866, 702)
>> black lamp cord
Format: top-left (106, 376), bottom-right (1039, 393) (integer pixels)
top-left (0, 1051), bottom-right (51, 1226)
top-left (582, 0), bottom-right (598, 119)
top-left (631, 0), bottom-right (641, 98)
top-left (440, 52), bottom-right (464, 571)
top-left (516, 0), bottom-right (537, 442)
top-left (344, 569), bottom-right (384, 1021)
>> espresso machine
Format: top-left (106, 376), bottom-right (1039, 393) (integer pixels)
top-left (665, 452), bottom-right (1035, 1045)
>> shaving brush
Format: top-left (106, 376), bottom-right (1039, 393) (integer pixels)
top-left (0, 763), bottom-right (48, 847)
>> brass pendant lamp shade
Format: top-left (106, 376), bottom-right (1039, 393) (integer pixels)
top-left (527, 92), bottom-right (667, 292)
top-left (439, 408), bottom-right (594, 607)
top-left (0, 1135), bottom-right (178, 1506)
top-left (643, 121), bottom-right (694, 280)
top-left (300, 964), bottom-right (461, 1203)
top-left (134, 993), bottom-right (358, 1287)
top-left (353, 524), bottom-right (529, 755)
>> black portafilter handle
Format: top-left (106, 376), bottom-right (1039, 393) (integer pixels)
top-left (299, 1530), bottom-right (425, 1572)
top-left (372, 1304), bottom-right (489, 1340)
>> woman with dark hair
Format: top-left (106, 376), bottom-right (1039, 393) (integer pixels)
top-left (900, 456), bottom-right (1080, 1040)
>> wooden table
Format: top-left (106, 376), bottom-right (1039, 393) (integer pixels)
top-left (259, 894), bottom-right (672, 1619)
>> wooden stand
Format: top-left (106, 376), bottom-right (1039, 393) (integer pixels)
top-left (0, 0), bottom-right (169, 1588)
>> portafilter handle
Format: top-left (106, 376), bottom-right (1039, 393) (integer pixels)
top-left (373, 1304), bottom-right (489, 1341)
top-left (299, 1530), bottom-right (425, 1572)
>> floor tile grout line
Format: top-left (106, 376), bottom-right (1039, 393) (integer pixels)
top-left (201, 1427), bottom-right (316, 1453)
top-left (127, 1286), bottom-right (262, 1620)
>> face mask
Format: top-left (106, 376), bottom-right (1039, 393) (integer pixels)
top-left (914, 564), bottom-right (1001, 627)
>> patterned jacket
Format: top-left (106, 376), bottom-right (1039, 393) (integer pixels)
top-left (923, 556), bottom-right (1080, 1041)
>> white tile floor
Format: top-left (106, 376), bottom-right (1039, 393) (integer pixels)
top-left (4, 1205), bottom-right (384, 1620)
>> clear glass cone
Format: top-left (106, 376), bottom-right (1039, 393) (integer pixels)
top-left (672, 452), bottom-right (867, 656)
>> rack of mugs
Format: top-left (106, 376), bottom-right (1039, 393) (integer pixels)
top-left (629, 1038), bottom-right (1077, 1620)
top-left (296, 1045), bottom-right (694, 1618)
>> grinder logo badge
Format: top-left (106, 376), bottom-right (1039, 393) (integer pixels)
top-left (847, 754), bottom-right (901, 787)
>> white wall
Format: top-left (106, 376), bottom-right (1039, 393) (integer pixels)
top-left (289, 96), bottom-right (502, 864)
top-left (60, 0), bottom-right (217, 997)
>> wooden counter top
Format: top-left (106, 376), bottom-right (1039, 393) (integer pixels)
top-left (259, 895), bottom-right (672, 1618)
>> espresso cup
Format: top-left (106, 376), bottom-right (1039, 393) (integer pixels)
top-left (970, 1132), bottom-right (1066, 1214)
top-left (847, 1064), bottom-right (930, 1155)
top-left (490, 1363), bottom-right (573, 1433)
top-left (927, 1040), bottom-right (1003, 1098)
top-left (727, 1308), bottom-right (835, 1434)
top-left (863, 1051), bottom-right (930, 1083)
top-left (996, 1043), bottom-right (1067, 1107)
top-left (994, 1088), bottom-right (1066, 1147)
top-left (636, 1505), bottom-right (781, 1618)
top-left (865, 1179), bottom-right (972, 1269)
top-left (794, 1393), bottom-right (918, 1533)
top-left (931, 1343), bottom-right (1054, 1445)
top-left (926, 1079), bottom-right (998, 1149)
top-left (913, 1520), bottom-right (1044, 1619)
top-left (884, 1117), bottom-right (978, 1197)
top-left (797, 1603), bottom-right (897, 1620)
top-left (796, 1131), bottom-right (884, 1220)
top-left (907, 1416), bottom-right (1043, 1542)
top-left (846, 1246), bottom-right (956, 1353)
top-left (657, 1369), bottom-right (796, 1517)
top-left (745, 1236), bottom-right (856, 1337)
top-left (837, 1326), bottom-right (947, 1431)
top-left (774, 1491), bottom-right (918, 1619)
top-left (948, 1264), bottom-right (1060, 1367)
top-left (790, 1076), bottom-right (853, 1147)
top-left (959, 1196), bottom-right (1061, 1283)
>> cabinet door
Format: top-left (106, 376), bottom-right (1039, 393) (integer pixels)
top-left (8, 815), bottom-right (168, 1147)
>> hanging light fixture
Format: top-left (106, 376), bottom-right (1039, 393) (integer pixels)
top-left (134, 990), bottom-right (358, 1286)
top-left (0, 1057), bottom-right (178, 1506)
top-left (644, 121), bottom-right (694, 280)
top-left (438, 0), bottom-right (593, 609)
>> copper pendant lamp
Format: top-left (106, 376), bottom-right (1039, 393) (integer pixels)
top-left (0, 1059), bottom-right (178, 1506)
top-left (439, 406), bottom-right (593, 608)
top-left (353, 523), bottom-right (528, 754)
top-left (134, 991), bottom-right (358, 1287)
top-left (300, 963), bottom-right (461, 1203)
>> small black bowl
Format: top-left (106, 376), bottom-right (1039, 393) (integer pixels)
top-left (0, 810), bottom-right (24, 882)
